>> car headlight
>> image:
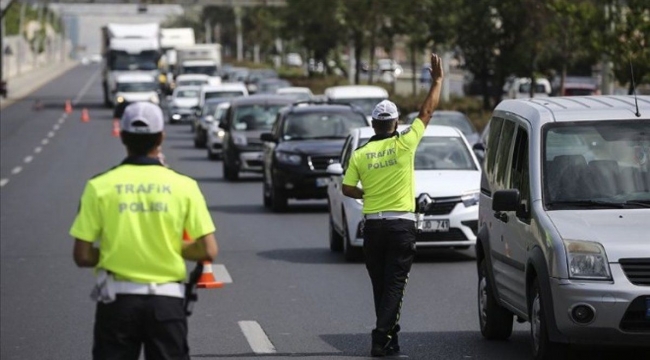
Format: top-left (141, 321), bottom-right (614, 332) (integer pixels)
top-left (276, 151), bottom-right (302, 165)
top-left (116, 96), bottom-right (124, 103)
top-left (212, 129), bottom-right (225, 138)
top-left (563, 240), bottom-right (611, 280)
top-left (232, 134), bottom-right (247, 146)
top-left (150, 95), bottom-right (159, 104)
top-left (355, 198), bottom-right (364, 205)
top-left (461, 190), bottom-right (480, 207)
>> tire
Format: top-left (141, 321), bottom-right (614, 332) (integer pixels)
top-left (262, 176), bottom-right (272, 208)
top-left (329, 211), bottom-right (343, 252)
top-left (194, 137), bottom-right (202, 148)
top-left (223, 161), bottom-right (239, 181)
top-left (478, 259), bottom-right (513, 340)
top-left (270, 184), bottom-right (288, 213)
top-left (207, 149), bottom-right (219, 161)
top-left (342, 212), bottom-right (362, 262)
top-left (530, 279), bottom-right (568, 360)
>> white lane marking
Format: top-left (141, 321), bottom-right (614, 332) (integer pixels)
top-left (58, 118), bottom-right (65, 124)
top-left (41, 139), bottom-right (49, 145)
top-left (0, 179), bottom-right (8, 187)
top-left (34, 147), bottom-right (42, 153)
top-left (24, 156), bottom-right (33, 164)
top-left (61, 113), bottom-right (68, 119)
top-left (238, 321), bottom-right (276, 354)
top-left (11, 167), bottom-right (22, 175)
top-left (211, 264), bottom-right (233, 284)
top-left (53, 124), bottom-right (60, 130)
top-left (47, 131), bottom-right (55, 138)
top-left (73, 68), bottom-right (101, 105)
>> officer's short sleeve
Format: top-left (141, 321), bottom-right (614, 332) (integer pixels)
top-left (70, 182), bottom-right (102, 242)
top-left (342, 153), bottom-right (360, 187)
top-left (397, 117), bottom-right (425, 152)
top-left (184, 181), bottom-right (216, 240)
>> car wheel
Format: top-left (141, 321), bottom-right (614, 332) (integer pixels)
top-left (262, 175), bottom-right (272, 208)
top-left (530, 278), bottom-right (568, 360)
top-left (328, 206), bottom-right (343, 252)
top-left (194, 135), bottom-right (202, 148)
top-left (478, 259), bottom-right (513, 340)
top-left (223, 160), bottom-right (239, 181)
top-left (342, 212), bottom-right (362, 262)
top-left (169, 118), bottom-right (177, 125)
top-left (270, 183), bottom-right (288, 212)
top-left (207, 149), bottom-right (219, 161)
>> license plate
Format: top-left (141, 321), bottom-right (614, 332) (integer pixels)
top-left (316, 177), bottom-right (330, 187)
top-left (421, 219), bottom-right (449, 232)
top-left (646, 298), bottom-right (650, 320)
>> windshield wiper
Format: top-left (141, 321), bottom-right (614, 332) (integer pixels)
top-left (547, 200), bottom-right (627, 209)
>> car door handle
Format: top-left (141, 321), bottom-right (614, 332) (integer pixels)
top-left (494, 211), bottom-right (509, 223)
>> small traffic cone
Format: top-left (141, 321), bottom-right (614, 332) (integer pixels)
top-left (111, 120), bottom-right (120, 137)
top-left (182, 230), bottom-right (191, 242)
top-left (81, 108), bottom-right (90, 123)
top-left (197, 261), bottom-right (224, 289)
top-left (64, 100), bottom-right (72, 114)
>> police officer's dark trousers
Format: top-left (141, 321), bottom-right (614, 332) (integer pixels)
top-left (93, 294), bottom-right (189, 360)
top-left (363, 218), bottom-right (416, 349)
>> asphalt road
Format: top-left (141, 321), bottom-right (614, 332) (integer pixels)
top-left (1, 64), bottom-right (648, 360)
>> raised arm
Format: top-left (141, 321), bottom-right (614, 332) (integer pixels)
top-left (417, 54), bottom-right (444, 127)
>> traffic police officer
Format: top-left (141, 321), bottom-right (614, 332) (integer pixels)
top-left (70, 101), bottom-right (218, 360)
top-left (342, 54), bottom-right (444, 357)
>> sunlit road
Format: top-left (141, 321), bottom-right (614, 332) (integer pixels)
top-left (1, 65), bottom-right (647, 359)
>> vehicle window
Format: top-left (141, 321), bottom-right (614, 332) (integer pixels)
top-left (110, 51), bottom-right (158, 71)
top-left (484, 117), bottom-right (504, 184)
top-left (205, 91), bottom-right (245, 100)
top-left (282, 112), bottom-right (368, 140)
top-left (178, 80), bottom-right (208, 87)
top-left (519, 83), bottom-right (548, 94)
top-left (431, 113), bottom-right (476, 135)
top-left (182, 65), bottom-right (218, 76)
top-left (493, 119), bottom-right (516, 191)
top-left (510, 127), bottom-right (530, 219)
top-left (340, 136), bottom-right (354, 171)
top-left (176, 89), bottom-right (199, 98)
top-left (117, 82), bottom-right (157, 92)
top-left (414, 136), bottom-right (477, 170)
top-left (329, 98), bottom-right (385, 116)
top-left (232, 104), bottom-right (285, 131)
top-left (544, 120), bottom-right (650, 208)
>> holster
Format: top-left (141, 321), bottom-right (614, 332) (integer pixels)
top-left (183, 262), bottom-right (204, 316)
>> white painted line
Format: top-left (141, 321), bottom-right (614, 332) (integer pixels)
top-left (238, 321), bottom-right (276, 354)
top-left (211, 264), bottom-right (233, 284)
top-left (0, 179), bottom-right (8, 187)
top-left (24, 156), bottom-right (33, 164)
top-left (34, 147), bottom-right (42, 153)
top-left (58, 118), bottom-right (66, 124)
top-left (53, 124), bottom-right (60, 130)
top-left (73, 68), bottom-right (101, 105)
top-left (48, 131), bottom-right (55, 138)
top-left (41, 139), bottom-right (49, 145)
top-left (61, 113), bottom-right (68, 119)
top-left (11, 166), bottom-right (22, 175)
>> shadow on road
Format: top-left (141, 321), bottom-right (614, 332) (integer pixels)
top-left (169, 144), bottom-right (200, 150)
top-left (195, 176), bottom-right (261, 184)
top-left (413, 248), bottom-right (476, 263)
top-left (257, 247), bottom-right (346, 265)
top-left (208, 203), bottom-right (267, 215)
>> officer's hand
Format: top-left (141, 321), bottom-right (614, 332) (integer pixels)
top-left (428, 54), bottom-right (444, 83)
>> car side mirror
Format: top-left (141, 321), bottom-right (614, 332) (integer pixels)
top-left (492, 190), bottom-right (520, 212)
top-left (204, 115), bottom-right (215, 123)
top-left (473, 142), bottom-right (485, 152)
top-left (218, 121), bottom-right (228, 130)
top-left (260, 132), bottom-right (276, 143)
top-left (326, 163), bottom-right (343, 176)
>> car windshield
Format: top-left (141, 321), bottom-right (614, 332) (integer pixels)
top-left (178, 80), bottom-right (208, 87)
top-left (359, 136), bottom-right (477, 170)
top-left (330, 98), bottom-right (385, 116)
top-left (205, 91), bottom-right (245, 100)
top-left (519, 83), bottom-right (547, 94)
top-left (110, 51), bottom-right (158, 71)
top-left (203, 102), bottom-right (228, 117)
top-left (117, 82), bottom-right (157, 92)
top-left (431, 113), bottom-right (476, 135)
top-left (176, 89), bottom-right (199, 98)
top-left (232, 104), bottom-right (285, 131)
top-left (283, 112), bottom-right (368, 140)
top-left (182, 65), bottom-right (218, 76)
top-left (544, 121), bottom-right (650, 209)
top-left (259, 80), bottom-right (291, 93)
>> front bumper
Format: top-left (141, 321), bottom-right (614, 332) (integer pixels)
top-left (207, 135), bottom-right (224, 155)
top-left (273, 166), bottom-right (331, 200)
top-left (550, 264), bottom-right (650, 346)
top-left (238, 151), bottom-right (264, 173)
top-left (169, 109), bottom-right (194, 122)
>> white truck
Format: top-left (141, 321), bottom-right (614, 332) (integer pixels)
top-left (160, 28), bottom-right (196, 93)
top-left (101, 23), bottom-right (161, 107)
top-left (175, 44), bottom-right (222, 85)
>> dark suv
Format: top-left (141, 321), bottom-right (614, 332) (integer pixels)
top-left (261, 103), bottom-right (369, 212)
top-left (220, 95), bottom-right (295, 181)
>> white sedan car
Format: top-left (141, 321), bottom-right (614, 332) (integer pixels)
top-left (205, 102), bottom-right (231, 160)
top-left (326, 125), bottom-right (481, 261)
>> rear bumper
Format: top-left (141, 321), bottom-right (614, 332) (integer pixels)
top-left (273, 167), bottom-right (331, 199)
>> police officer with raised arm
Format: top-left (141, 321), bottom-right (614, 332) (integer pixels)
top-left (70, 102), bottom-right (218, 360)
top-left (341, 54), bottom-right (444, 357)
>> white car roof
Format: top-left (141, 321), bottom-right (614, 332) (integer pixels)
top-left (495, 95), bottom-right (650, 126)
top-left (173, 85), bottom-right (201, 93)
top-left (276, 87), bottom-right (313, 95)
top-left (201, 83), bottom-right (247, 93)
top-left (325, 85), bottom-right (388, 99)
top-left (355, 125), bottom-right (462, 139)
top-left (176, 74), bottom-right (210, 81)
top-left (182, 60), bottom-right (217, 66)
top-left (115, 73), bottom-right (156, 83)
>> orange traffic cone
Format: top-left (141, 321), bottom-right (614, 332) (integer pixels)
top-left (111, 120), bottom-right (120, 137)
top-left (81, 108), bottom-right (90, 123)
top-left (197, 262), bottom-right (224, 289)
top-left (64, 100), bottom-right (72, 114)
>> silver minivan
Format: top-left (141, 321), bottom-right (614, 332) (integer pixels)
top-left (476, 95), bottom-right (650, 359)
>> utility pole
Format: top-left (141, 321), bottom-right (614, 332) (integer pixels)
top-left (234, 6), bottom-right (243, 61)
top-left (204, 19), bottom-right (211, 43)
top-left (16, 1), bottom-right (25, 75)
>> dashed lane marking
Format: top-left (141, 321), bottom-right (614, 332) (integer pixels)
top-left (47, 131), bottom-right (55, 138)
top-left (0, 179), bottom-right (8, 187)
top-left (238, 321), bottom-right (276, 354)
top-left (11, 167), bottom-right (22, 175)
top-left (212, 264), bottom-right (233, 284)
top-left (34, 147), bottom-right (42, 153)
top-left (73, 68), bottom-right (100, 105)
top-left (24, 156), bottom-right (33, 164)
top-left (58, 118), bottom-right (65, 124)
top-left (53, 124), bottom-right (60, 130)
top-left (41, 139), bottom-right (49, 145)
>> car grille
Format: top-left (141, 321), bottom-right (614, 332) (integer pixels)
top-left (246, 159), bottom-right (263, 168)
top-left (416, 196), bottom-right (461, 215)
top-left (619, 296), bottom-right (650, 332)
top-left (620, 258), bottom-right (650, 286)
top-left (416, 228), bottom-right (468, 242)
top-left (309, 155), bottom-right (339, 171)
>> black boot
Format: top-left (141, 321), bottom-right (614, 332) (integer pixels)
top-left (370, 330), bottom-right (390, 357)
top-left (386, 325), bottom-right (400, 355)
